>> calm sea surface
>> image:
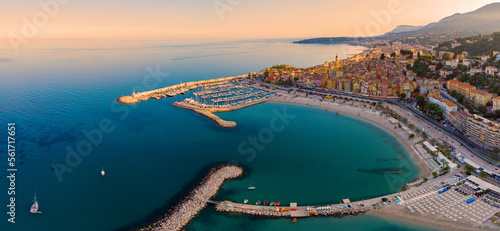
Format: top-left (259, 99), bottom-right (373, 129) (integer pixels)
top-left (0, 39), bottom-right (439, 231)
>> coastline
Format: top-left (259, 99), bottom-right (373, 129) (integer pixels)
top-left (269, 94), bottom-right (431, 178)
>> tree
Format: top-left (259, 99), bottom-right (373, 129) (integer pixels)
top-left (495, 110), bottom-right (500, 118)
top-left (461, 97), bottom-right (468, 106)
top-left (380, 54), bottom-right (386, 60)
top-left (450, 90), bottom-right (458, 98)
top-left (436, 109), bottom-right (443, 118)
top-left (442, 53), bottom-right (451, 60)
top-left (421, 132), bottom-right (428, 140)
top-left (493, 147), bottom-right (500, 159)
top-left (432, 172), bottom-right (438, 178)
top-left (430, 138), bottom-right (437, 145)
top-left (479, 171), bottom-right (489, 180)
top-left (464, 164), bottom-right (475, 173)
top-left (409, 133), bottom-right (415, 139)
top-left (409, 124), bottom-right (415, 130)
top-left (391, 52), bottom-right (396, 58)
top-left (402, 117), bottom-right (408, 123)
top-left (478, 105), bottom-right (487, 114)
top-left (399, 93), bottom-right (407, 99)
top-left (423, 177), bottom-right (428, 183)
top-left (416, 95), bottom-right (426, 107)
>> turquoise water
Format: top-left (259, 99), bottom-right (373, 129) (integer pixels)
top-left (0, 39), bottom-right (436, 231)
top-left (188, 211), bottom-right (442, 231)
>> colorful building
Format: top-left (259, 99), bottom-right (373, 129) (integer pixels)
top-left (447, 80), bottom-right (476, 99)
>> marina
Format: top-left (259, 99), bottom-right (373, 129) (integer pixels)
top-left (118, 76), bottom-right (276, 128)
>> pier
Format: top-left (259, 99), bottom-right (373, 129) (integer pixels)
top-left (213, 198), bottom-right (377, 219)
top-left (138, 165), bottom-right (243, 231)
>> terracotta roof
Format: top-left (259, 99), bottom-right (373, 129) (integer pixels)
top-left (448, 80), bottom-right (475, 89)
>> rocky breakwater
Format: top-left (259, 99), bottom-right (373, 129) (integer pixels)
top-left (317, 206), bottom-right (377, 218)
top-left (172, 102), bottom-right (237, 128)
top-left (117, 95), bottom-right (139, 104)
top-left (193, 110), bottom-right (237, 128)
top-left (138, 165), bottom-right (243, 231)
top-left (215, 201), bottom-right (291, 217)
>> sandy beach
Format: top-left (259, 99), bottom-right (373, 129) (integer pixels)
top-left (369, 204), bottom-right (497, 231)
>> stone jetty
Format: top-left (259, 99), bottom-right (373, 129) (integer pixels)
top-left (215, 201), bottom-right (291, 217)
top-left (213, 200), bottom-right (376, 219)
top-left (172, 102), bottom-right (237, 128)
top-left (193, 110), bottom-right (237, 128)
top-left (173, 96), bottom-right (271, 128)
top-left (138, 165), bottom-right (243, 231)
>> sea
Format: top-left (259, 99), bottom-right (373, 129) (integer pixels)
top-left (0, 38), bottom-right (441, 231)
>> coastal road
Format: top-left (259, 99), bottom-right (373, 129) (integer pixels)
top-left (390, 101), bottom-right (500, 168)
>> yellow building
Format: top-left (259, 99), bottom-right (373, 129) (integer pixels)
top-left (493, 96), bottom-right (500, 111)
top-left (447, 80), bottom-right (476, 99)
top-left (467, 115), bottom-right (500, 150)
top-left (352, 80), bottom-right (360, 93)
top-left (470, 90), bottom-right (497, 106)
top-left (326, 78), bottom-right (336, 90)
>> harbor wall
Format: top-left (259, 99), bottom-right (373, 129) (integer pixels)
top-left (138, 165), bottom-right (243, 231)
top-left (117, 75), bottom-right (248, 104)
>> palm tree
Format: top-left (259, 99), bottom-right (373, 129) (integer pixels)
top-left (479, 171), bottom-right (489, 180)
top-left (421, 132), bottom-right (428, 140)
top-left (430, 138), bottom-right (437, 145)
top-left (464, 164), bottom-right (474, 173)
top-left (493, 147), bottom-right (500, 160)
top-left (438, 145), bottom-right (446, 151)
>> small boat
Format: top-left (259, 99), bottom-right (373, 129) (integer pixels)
top-left (292, 218), bottom-right (297, 223)
top-left (30, 191), bottom-right (39, 214)
top-left (247, 186), bottom-right (256, 190)
top-left (101, 166), bottom-right (105, 176)
top-left (255, 201), bottom-right (261, 205)
top-left (263, 201), bottom-right (269, 206)
top-left (275, 202), bottom-right (281, 206)
top-left (290, 208), bottom-right (297, 211)
top-left (270, 202), bottom-right (275, 206)
top-left (243, 199), bottom-right (248, 204)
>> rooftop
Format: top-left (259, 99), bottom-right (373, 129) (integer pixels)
top-left (447, 80), bottom-right (475, 89)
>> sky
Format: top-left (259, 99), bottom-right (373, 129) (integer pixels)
top-left (1, 0), bottom-right (500, 41)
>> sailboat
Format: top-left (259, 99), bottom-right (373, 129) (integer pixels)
top-left (30, 191), bottom-right (40, 214)
top-left (101, 166), bottom-right (105, 176)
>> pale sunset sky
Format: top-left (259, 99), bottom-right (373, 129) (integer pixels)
top-left (1, 0), bottom-right (500, 40)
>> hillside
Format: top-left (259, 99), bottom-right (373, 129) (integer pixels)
top-left (294, 3), bottom-right (500, 45)
top-left (438, 32), bottom-right (500, 57)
